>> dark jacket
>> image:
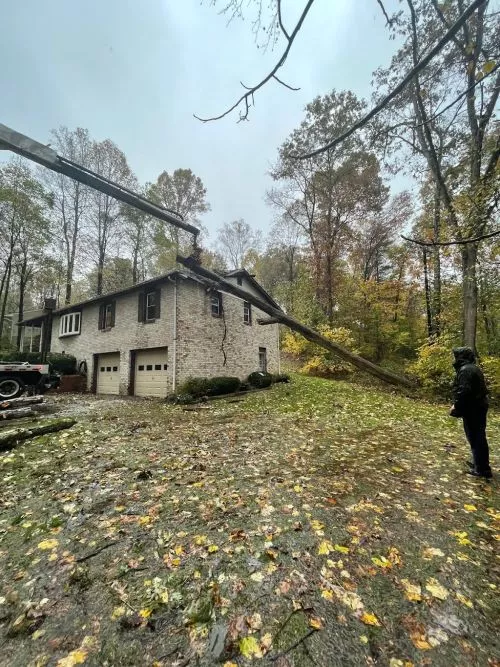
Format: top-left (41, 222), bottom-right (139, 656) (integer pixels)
top-left (451, 347), bottom-right (488, 417)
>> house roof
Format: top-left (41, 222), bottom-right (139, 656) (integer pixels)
top-left (19, 267), bottom-right (282, 326)
top-left (223, 269), bottom-right (281, 310)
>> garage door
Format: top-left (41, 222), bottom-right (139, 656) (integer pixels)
top-left (96, 353), bottom-right (120, 394)
top-left (135, 348), bottom-right (169, 397)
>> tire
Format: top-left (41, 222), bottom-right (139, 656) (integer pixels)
top-left (0, 376), bottom-right (25, 400)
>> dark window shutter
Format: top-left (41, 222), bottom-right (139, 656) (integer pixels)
top-left (219, 292), bottom-right (223, 315)
top-left (111, 301), bottom-right (116, 327)
top-left (138, 292), bottom-right (145, 322)
top-left (98, 304), bottom-right (105, 330)
top-left (155, 288), bottom-right (161, 319)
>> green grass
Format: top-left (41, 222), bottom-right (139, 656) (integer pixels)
top-left (0, 375), bottom-right (498, 666)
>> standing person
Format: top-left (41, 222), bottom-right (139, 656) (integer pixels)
top-left (450, 347), bottom-right (492, 479)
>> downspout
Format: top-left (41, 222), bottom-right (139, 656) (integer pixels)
top-left (168, 276), bottom-right (178, 392)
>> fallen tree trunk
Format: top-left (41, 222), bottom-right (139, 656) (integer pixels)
top-left (177, 255), bottom-right (414, 388)
top-left (0, 408), bottom-right (35, 420)
top-left (0, 396), bottom-right (44, 410)
top-left (0, 418), bottom-right (76, 450)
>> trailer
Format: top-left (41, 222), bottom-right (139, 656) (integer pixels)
top-left (0, 362), bottom-right (60, 400)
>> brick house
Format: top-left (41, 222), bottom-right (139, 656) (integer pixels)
top-left (20, 269), bottom-right (281, 397)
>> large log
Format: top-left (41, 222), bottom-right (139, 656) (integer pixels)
top-left (0, 418), bottom-right (76, 451)
top-left (177, 255), bottom-right (414, 388)
top-left (0, 408), bottom-right (35, 420)
top-left (0, 396), bottom-right (44, 410)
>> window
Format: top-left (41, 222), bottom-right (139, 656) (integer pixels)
top-left (59, 312), bottom-right (81, 337)
top-left (138, 365), bottom-right (144, 371)
top-left (112, 366), bottom-right (118, 372)
top-left (100, 367), bottom-right (105, 372)
top-left (146, 292), bottom-right (156, 321)
top-left (98, 301), bottom-right (115, 330)
top-left (146, 364), bottom-right (153, 371)
top-left (243, 301), bottom-right (252, 325)
top-left (211, 292), bottom-right (222, 318)
top-left (155, 364), bottom-right (161, 370)
top-left (259, 347), bottom-right (267, 373)
top-left (138, 288), bottom-right (161, 322)
top-left (106, 366), bottom-right (111, 372)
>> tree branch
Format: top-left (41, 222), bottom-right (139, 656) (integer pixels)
top-left (273, 74), bottom-right (300, 91)
top-left (402, 228), bottom-right (500, 246)
top-left (375, 0), bottom-right (394, 26)
top-left (195, 0), bottom-right (316, 122)
top-left (295, 0), bottom-right (488, 159)
top-left (277, 0), bottom-right (290, 40)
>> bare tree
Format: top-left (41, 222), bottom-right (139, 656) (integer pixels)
top-left (216, 219), bottom-right (262, 269)
top-left (42, 127), bottom-right (92, 304)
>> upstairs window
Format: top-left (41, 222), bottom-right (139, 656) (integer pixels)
top-left (59, 312), bottom-right (81, 337)
top-left (138, 287), bottom-right (161, 322)
top-left (211, 292), bottom-right (223, 318)
top-left (98, 301), bottom-right (116, 330)
top-left (243, 301), bottom-right (252, 325)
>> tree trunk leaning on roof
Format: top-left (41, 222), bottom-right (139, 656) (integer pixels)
top-left (177, 255), bottom-right (414, 388)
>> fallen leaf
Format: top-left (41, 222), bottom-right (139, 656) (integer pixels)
top-left (422, 547), bottom-right (445, 559)
top-left (463, 504), bottom-right (477, 512)
top-left (372, 556), bottom-right (392, 569)
top-left (334, 544), bottom-right (349, 554)
top-left (309, 616), bottom-right (323, 629)
top-left (56, 649), bottom-right (88, 667)
top-left (401, 579), bottom-right (422, 602)
top-left (425, 578), bottom-right (449, 600)
top-left (360, 612), bottom-right (381, 626)
top-left (455, 593), bottom-right (474, 608)
top-left (321, 589), bottom-right (334, 601)
top-left (37, 539), bottom-right (59, 551)
top-left (250, 572), bottom-right (264, 583)
top-left (318, 540), bottom-right (334, 555)
top-left (239, 635), bottom-right (263, 659)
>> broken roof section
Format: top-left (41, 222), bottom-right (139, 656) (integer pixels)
top-left (19, 267), bottom-right (282, 326)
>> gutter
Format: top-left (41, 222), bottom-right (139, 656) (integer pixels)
top-left (168, 276), bottom-right (178, 392)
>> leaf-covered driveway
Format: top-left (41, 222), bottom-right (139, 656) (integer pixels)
top-left (0, 376), bottom-right (498, 667)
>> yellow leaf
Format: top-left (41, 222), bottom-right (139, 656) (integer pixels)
top-left (56, 649), bottom-right (88, 666)
top-left (293, 484), bottom-right (303, 493)
top-left (174, 545), bottom-right (184, 555)
top-left (455, 593), bottom-right (474, 608)
top-left (388, 547), bottom-right (402, 565)
top-left (318, 540), bottom-right (334, 555)
top-left (171, 557), bottom-right (181, 567)
top-left (266, 562), bottom-right (278, 575)
top-left (37, 539), bottom-right (58, 550)
top-left (422, 547), bottom-right (445, 559)
top-left (250, 572), bottom-right (264, 583)
top-left (111, 606), bottom-right (126, 620)
top-left (483, 59), bottom-right (496, 74)
top-left (208, 545), bottom-right (219, 553)
top-left (410, 633), bottom-right (431, 650)
top-left (360, 635), bottom-right (369, 644)
top-left (425, 578), bottom-right (449, 600)
top-left (463, 504), bottom-right (477, 512)
top-left (194, 535), bottom-right (208, 546)
top-left (321, 589), bottom-right (334, 601)
top-left (372, 556), bottom-right (392, 569)
top-left (401, 579), bottom-right (422, 602)
top-left (139, 516), bottom-right (151, 526)
top-left (239, 635), bottom-right (263, 659)
top-left (360, 612), bottom-right (381, 626)
top-left (309, 616), bottom-right (323, 630)
top-left (334, 545), bottom-right (349, 554)
top-left (223, 663), bottom-right (238, 667)
top-left (139, 608), bottom-right (152, 618)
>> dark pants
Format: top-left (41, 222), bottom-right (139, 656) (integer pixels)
top-left (463, 406), bottom-right (491, 475)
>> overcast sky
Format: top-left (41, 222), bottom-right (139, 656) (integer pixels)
top-left (1, 0), bottom-right (406, 241)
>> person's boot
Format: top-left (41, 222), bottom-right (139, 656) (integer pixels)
top-left (467, 469), bottom-right (492, 479)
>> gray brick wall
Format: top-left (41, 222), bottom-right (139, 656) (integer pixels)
top-left (49, 275), bottom-right (279, 394)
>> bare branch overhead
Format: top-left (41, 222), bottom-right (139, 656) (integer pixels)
top-left (402, 229), bottom-right (500, 246)
top-left (294, 0), bottom-right (488, 159)
top-left (194, 0), bottom-right (316, 123)
top-left (375, 0), bottom-right (394, 26)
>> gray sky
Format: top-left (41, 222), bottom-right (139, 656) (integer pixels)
top-left (1, 0), bottom-right (405, 241)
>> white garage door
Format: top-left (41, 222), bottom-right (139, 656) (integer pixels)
top-left (135, 348), bottom-right (169, 397)
top-left (96, 353), bottom-right (120, 394)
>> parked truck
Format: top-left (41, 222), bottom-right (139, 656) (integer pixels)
top-left (0, 362), bottom-right (60, 400)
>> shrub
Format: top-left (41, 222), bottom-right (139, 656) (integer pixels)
top-left (0, 350), bottom-right (76, 375)
top-left (271, 373), bottom-right (290, 384)
top-left (407, 336), bottom-right (455, 397)
top-left (248, 371), bottom-right (273, 388)
top-left (206, 376), bottom-right (241, 396)
top-left (178, 377), bottom-right (211, 398)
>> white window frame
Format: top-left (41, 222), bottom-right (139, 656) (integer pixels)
top-left (59, 312), bottom-right (81, 338)
top-left (243, 301), bottom-right (252, 325)
top-left (211, 292), bottom-right (222, 318)
top-left (259, 347), bottom-right (267, 372)
top-left (146, 291), bottom-right (156, 321)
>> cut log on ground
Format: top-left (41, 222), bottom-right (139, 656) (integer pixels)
top-left (177, 255), bottom-right (414, 388)
top-left (0, 408), bottom-right (35, 420)
top-left (0, 418), bottom-right (77, 451)
top-left (0, 396), bottom-right (44, 410)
